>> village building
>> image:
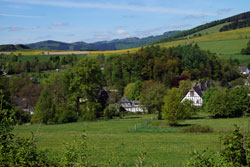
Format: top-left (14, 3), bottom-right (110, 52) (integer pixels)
top-left (120, 97), bottom-right (145, 113)
top-left (238, 66), bottom-right (250, 75)
top-left (181, 81), bottom-right (212, 106)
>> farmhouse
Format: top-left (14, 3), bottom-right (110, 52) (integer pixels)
top-left (181, 81), bottom-right (212, 106)
top-left (238, 66), bottom-right (250, 75)
top-left (120, 97), bottom-right (145, 112)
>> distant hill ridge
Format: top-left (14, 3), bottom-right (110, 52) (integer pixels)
top-left (0, 44), bottom-right (29, 51)
top-left (26, 31), bottom-right (180, 51)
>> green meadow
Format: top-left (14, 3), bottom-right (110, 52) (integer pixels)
top-left (14, 114), bottom-right (250, 167)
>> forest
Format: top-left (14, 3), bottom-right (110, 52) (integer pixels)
top-left (0, 44), bottom-right (248, 125)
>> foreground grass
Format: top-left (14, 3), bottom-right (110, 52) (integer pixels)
top-left (14, 114), bottom-right (250, 167)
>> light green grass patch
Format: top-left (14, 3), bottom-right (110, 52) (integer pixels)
top-left (198, 38), bottom-right (250, 54)
top-left (14, 114), bottom-right (250, 167)
top-left (217, 54), bottom-right (250, 66)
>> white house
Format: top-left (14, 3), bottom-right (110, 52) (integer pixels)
top-left (120, 97), bottom-right (145, 112)
top-left (181, 82), bottom-right (211, 106)
top-left (238, 66), bottom-right (250, 75)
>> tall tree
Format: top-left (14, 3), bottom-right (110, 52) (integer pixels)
top-left (64, 57), bottom-right (103, 117)
top-left (140, 80), bottom-right (166, 119)
top-left (162, 88), bottom-right (186, 125)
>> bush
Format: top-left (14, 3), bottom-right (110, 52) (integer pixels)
top-left (185, 125), bottom-right (250, 167)
top-left (162, 88), bottom-right (191, 126)
top-left (180, 124), bottom-right (213, 133)
top-left (185, 150), bottom-right (232, 167)
top-left (104, 105), bottom-right (117, 119)
top-left (205, 87), bottom-right (249, 118)
top-left (59, 110), bottom-right (77, 123)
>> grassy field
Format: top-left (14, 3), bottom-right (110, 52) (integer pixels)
top-left (14, 114), bottom-right (250, 167)
top-left (189, 22), bottom-right (233, 38)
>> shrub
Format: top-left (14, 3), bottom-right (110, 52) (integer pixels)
top-left (162, 88), bottom-right (190, 126)
top-left (104, 105), bottom-right (117, 119)
top-left (180, 124), bottom-right (213, 133)
top-left (185, 125), bottom-right (250, 167)
top-left (59, 110), bottom-right (77, 123)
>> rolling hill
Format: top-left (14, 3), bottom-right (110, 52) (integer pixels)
top-left (89, 11), bottom-right (250, 65)
top-left (26, 31), bottom-right (180, 51)
top-left (0, 44), bottom-right (29, 51)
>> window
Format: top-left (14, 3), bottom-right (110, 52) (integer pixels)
top-left (190, 91), bottom-right (194, 97)
top-left (196, 100), bottom-right (199, 104)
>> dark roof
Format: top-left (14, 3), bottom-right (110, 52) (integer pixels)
top-left (192, 81), bottom-right (212, 97)
top-left (120, 97), bottom-right (131, 103)
top-left (193, 86), bottom-right (203, 97)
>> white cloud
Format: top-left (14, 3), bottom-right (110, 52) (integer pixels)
top-left (0, 0), bottom-right (215, 16)
top-left (0, 25), bottom-right (40, 32)
top-left (53, 22), bottom-right (68, 26)
top-left (0, 13), bottom-right (40, 18)
top-left (116, 29), bottom-right (127, 35)
top-left (0, 26), bottom-right (23, 31)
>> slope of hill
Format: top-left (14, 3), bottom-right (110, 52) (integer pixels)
top-left (0, 44), bottom-right (29, 51)
top-left (89, 26), bottom-right (250, 66)
top-left (158, 11), bottom-right (250, 43)
top-left (27, 31), bottom-right (180, 51)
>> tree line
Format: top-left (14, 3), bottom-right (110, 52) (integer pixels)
top-left (220, 18), bottom-right (250, 32)
top-left (3, 54), bottom-right (78, 74)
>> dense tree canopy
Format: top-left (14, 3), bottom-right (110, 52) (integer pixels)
top-left (140, 80), bottom-right (166, 119)
top-left (204, 87), bottom-right (249, 117)
top-left (104, 44), bottom-right (240, 91)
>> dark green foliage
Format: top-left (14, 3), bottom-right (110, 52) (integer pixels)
top-left (104, 44), bottom-right (232, 90)
top-left (140, 80), bottom-right (166, 119)
top-left (185, 125), bottom-right (250, 167)
top-left (205, 89), bottom-right (232, 117)
top-left (229, 87), bottom-right (249, 116)
top-left (182, 99), bottom-right (199, 118)
top-left (59, 110), bottom-right (77, 123)
top-left (0, 79), bottom-right (49, 167)
top-left (34, 57), bottom-right (105, 124)
top-left (4, 54), bottom-right (78, 74)
top-left (185, 149), bottom-right (232, 167)
top-left (64, 57), bottom-right (104, 117)
top-left (220, 125), bottom-right (250, 166)
top-left (205, 87), bottom-right (249, 118)
top-left (60, 133), bottom-right (90, 167)
top-left (124, 80), bottom-right (143, 101)
top-left (202, 86), bottom-right (217, 107)
top-left (104, 105), bottom-right (117, 119)
top-left (162, 88), bottom-right (186, 125)
top-left (0, 44), bottom-right (29, 51)
top-left (228, 78), bottom-right (245, 88)
top-left (241, 40), bottom-right (250, 55)
top-left (220, 19), bottom-right (250, 32)
top-left (180, 124), bottom-right (213, 133)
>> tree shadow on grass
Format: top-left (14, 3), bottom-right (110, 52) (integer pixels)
top-left (122, 116), bottom-right (142, 119)
top-left (171, 123), bottom-right (192, 127)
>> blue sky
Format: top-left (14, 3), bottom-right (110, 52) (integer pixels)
top-left (0, 0), bottom-right (249, 44)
